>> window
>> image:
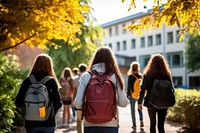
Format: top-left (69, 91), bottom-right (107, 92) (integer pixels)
top-left (109, 28), bottom-right (112, 37)
top-left (122, 23), bottom-right (126, 34)
top-left (131, 56), bottom-right (136, 62)
top-left (166, 52), bottom-right (183, 67)
top-left (189, 76), bottom-right (200, 89)
top-left (176, 30), bottom-right (183, 42)
top-left (108, 43), bottom-right (112, 49)
top-left (140, 37), bottom-right (145, 48)
top-left (139, 55), bottom-right (151, 69)
top-left (131, 39), bottom-right (136, 49)
top-left (172, 77), bottom-right (182, 87)
top-left (116, 42), bottom-right (120, 51)
top-left (148, 35), bottom-right (153, 46)
top-left (156, 34), bottom-right (161, 45)
top-left (122, 40), bottom-right (127, 50)
top-left (115, 26), bottom-right (119, 35)
top-left (167, 32), bottom-right (173, 44)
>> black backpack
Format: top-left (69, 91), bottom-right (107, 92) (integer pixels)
top-left (149, 79), bottom-right (175, 109)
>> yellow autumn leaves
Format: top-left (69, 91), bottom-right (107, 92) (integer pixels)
top-left (123, 0), bottom-right (200, 40)
top-left (0, 0), bottom-right (90, 51)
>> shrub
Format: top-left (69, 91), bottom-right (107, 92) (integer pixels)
top-left (167, 89), bottom-right (200, 132)
top-left (0, 54), bottom-right (23, 132)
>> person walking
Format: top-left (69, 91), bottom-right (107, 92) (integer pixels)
top-left (71, 67), bottom-right (79, 122)
top-left (74, 46), bottom-right (128, 133)
top-left (127, 61), bottom-right (144, 129)
top-left (59, 67), bottom-right (73, 128)
top-left (15, 53), bottom-right (62, 133)
top-left (73, 63), bottom-right (87, 133)
top-left (138, 53), bottom-right (174, 133)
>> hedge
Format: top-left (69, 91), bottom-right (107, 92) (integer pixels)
top-left (167, 88), bottom-right (200, 132)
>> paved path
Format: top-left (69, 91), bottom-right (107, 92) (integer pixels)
top-left (55, 104), bottom-right (187, 133)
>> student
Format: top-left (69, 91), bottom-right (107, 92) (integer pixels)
top-left (71, 67), bottom-right (79, 121)
top-left (15, 53), bottom-right (62, 133)
top-left (59, 67), bottom-right (73, 128)
top-left (127, 61), bottom-right (144, 129)
top-left (73, 63), bottom-right (87, 133)
top-left (138, 53), bottom-right (173, 133)
top-left (74, 46), bottom-right (128, 133)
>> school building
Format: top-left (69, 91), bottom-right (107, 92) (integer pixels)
top-left (101, 11), bottom-right (200, 89)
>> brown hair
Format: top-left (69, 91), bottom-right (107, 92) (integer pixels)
top-left (78, 63), bottom-right (87, 73)
top-left (127, 61), bottom-right (141, 76)
top-left (29, 53), bottom-right (60, 88)
top-left (88, 46), bottom-right (124, 89)
top-left (73, 67), bottom-right (79, 75)
top-left (143, 53), bottom-right (171, 78)
top-left (60, 67), bottom-right (73, 90)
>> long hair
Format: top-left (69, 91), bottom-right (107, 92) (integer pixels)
top-left (143, 53), bottom-right (171, 78)
top-left (88, 46), bottom-right (124, 89)
top-left (127, 61), bottom-right (141, 76)
top-left (29, 53), bottom-right (60, 88)
top-left (60, 67), bottom-right (73, 90)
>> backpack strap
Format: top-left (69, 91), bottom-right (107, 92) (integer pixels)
top-left (29, 75), bottom-right (52, 84)
top-left (132, 74), bottom-right (138, 79)
top-left (29, 75), bottom-right (37, 84)
top-left (88, 70), bottom-right (97, 75)
top-left (89, 70), bottom-right (114, 76)
top-left (40, 76), bottom-right (52, 84)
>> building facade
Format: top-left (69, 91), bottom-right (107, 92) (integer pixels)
top-left (101, 11), bottom-right (200, 89)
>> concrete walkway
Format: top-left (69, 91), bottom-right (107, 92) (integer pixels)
top-left (55, 104), bottom-right (188, 133)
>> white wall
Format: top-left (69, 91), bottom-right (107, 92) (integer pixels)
top-left (102, 18), bottom-right (199, 87)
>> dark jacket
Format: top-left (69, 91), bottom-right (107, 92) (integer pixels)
top-left (138, 75), bottom-right (172, 109)
top-left (127, 73), bottom-right (142, 98)
top-left (15, 70), bottom-right (62, 128)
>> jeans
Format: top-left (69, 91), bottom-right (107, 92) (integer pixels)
top-left (130, 97), bottom-right (143, 126)
top-left (26, 127), bottom-right (55, 133)
top-left (71, 106), bottom-right (76, 118)
top-left (147, 108), bottom-right (167, 133)
top-left (84, 126), bottom-right (118, 133)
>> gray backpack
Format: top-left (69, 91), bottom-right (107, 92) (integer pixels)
top-left (24, 75), bottom-right (53, 121)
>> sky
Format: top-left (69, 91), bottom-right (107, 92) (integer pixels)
top-left (90, 0), bottom-right (166, 25)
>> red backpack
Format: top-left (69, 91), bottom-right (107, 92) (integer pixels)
top-left (82, 70), bottom-right (117, 124)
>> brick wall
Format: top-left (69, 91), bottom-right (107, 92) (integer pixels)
top-left (12, 44), bottom-right (43, 69)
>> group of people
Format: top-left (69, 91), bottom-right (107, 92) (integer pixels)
top-left (126, 53), bottom-right (174, 133)
top-left (15, 46), bottom-right (174, 133)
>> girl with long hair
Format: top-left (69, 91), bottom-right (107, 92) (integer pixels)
top-left (74, 46), bottom-right (128, 133)
top-left (127, 61), bottom-right (144, 129)
top-left (59, 67), bottom-right (73, 128)
top-left (15, 53), bottom-right (62, 133)
top-left (138, 53), bottom-right (173, 133)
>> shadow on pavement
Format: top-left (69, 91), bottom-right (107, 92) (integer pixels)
top-left (131, 127), bottom-right (146, 133)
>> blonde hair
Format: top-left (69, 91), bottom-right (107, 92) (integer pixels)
top-left (29, 53), bottom-right (60, 88)
top-left (127, 61), bottom-right (141, 75)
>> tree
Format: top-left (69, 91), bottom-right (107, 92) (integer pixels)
top-left (47, 4), bottom-right (105, 76)
top-left (185, 34), bottom-right (200, 72)
top-left (123, 0), bottom-right (200, 38)
top-left (48, 21), bottom-right (105, 76)
top-left (0, 0), bottom-right (89, 51)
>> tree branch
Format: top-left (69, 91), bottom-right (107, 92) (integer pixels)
top-left (0, 33), bottom-right (36, 52)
